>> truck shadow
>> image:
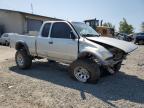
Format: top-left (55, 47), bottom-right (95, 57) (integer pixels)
top-left (9, 61), bottom-right (144, 107)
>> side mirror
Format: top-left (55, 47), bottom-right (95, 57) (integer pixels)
top-left (70, 31), bottom-right (76, 40)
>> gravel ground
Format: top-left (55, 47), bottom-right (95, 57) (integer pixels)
top-left (0, 46), bottom-right (15, 63)
top-left (0, 45), bottom-right (144, 108)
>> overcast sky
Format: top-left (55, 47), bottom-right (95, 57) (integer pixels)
top-left (0, 0), bottom-right (144, 32)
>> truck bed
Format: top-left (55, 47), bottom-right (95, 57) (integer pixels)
top-left (10, 34), bottom-right (36, 56)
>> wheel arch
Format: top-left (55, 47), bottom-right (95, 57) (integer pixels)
top-left (78, 51), bottom-right (102, 62)
top-left (15, 41), bottom-right (30, 55)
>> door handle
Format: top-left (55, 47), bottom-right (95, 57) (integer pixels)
top-left (49, 41), bottom-right (53, 44)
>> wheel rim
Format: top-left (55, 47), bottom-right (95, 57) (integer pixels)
top-left (74, 66), bottom-right (90, 83)
top-left (17, 53), bottom-right (24, 66)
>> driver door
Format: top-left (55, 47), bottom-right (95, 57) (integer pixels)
top-left (47, 22), bottom-right (78, 61)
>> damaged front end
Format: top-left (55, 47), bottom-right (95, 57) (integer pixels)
top-left (91, 42), bottom-right (134, 74)
top-left (90, 49), bottom-right (125, 74)
top-left (100, 47), bottom-right (126, 74)
top-left (82, 36), bottom-right (138, 74)
top-left (86, 37), bottom-right (138, 74)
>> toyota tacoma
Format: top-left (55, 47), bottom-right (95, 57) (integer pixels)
top-left (9, 21), bottom-right (137, 83)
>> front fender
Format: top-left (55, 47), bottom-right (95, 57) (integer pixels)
top-left (79, 46), bottom-right (113, 62)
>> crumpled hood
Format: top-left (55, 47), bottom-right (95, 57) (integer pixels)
top-left (87, 37), bottom-right (138, 53)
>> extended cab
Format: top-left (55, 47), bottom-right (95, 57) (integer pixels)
top-left (10, 21), bottom-right (138, 83)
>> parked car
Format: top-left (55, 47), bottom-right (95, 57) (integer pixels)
top-left (0, 33), bottom-right (17, 46)
top-left (9, 21), bottom-right (137, 83)
top-left (0, 33), bottom-right (10, 46)
top-left (115, 33), bottom-right (133, 42)
top-left (134, 33), bottom-right (144, 45)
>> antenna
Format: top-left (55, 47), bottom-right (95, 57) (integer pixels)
top-left (31, 3), bottom-right (34, 14)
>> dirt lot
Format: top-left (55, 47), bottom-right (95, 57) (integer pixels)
top-left (0, 45), bottom-right (144, 108)
top-left (0, 46), bottom-right (15, 63)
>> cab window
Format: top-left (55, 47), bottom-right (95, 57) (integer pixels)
top-left (51, 22), bottom-right (72, 39)
top-left (41, 23), bottom-right (51, 37)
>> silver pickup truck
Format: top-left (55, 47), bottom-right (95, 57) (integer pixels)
top-left (10, 21), bottom-right (137, 83)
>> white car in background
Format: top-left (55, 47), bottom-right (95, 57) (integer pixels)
top-left (0, 33), bottom-right (16, 46)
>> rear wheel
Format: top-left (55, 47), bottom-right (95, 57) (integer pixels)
top-left (15, 50), bottom-right (32, 69)
top-left (69, 59), bottom-right (100, 83)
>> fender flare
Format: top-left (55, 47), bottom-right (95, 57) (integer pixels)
top-left (15, 41), bottom-right (30, 55)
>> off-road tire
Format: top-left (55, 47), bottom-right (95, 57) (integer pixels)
top-left (69, 59), bottom-right (100, 83)
top-left (15, 50), bottom-right (32, 69)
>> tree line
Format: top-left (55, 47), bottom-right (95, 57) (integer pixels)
top-left (102, 18), bottom-right (144, 34)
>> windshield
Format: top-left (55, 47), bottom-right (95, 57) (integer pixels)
top-left (71, 22), bottom-right (99, 37)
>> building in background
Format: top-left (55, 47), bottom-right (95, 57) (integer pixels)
top-left (0, 9), bottom-right (61, 36)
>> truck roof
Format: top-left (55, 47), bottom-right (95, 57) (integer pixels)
top-left (43, 20), bottom-right (68, 24)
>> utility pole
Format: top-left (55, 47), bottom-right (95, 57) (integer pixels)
top-left (31, 3), bottom-right (34, 14)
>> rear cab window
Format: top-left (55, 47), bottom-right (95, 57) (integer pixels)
top-left (41, 23), bottom-right (51, 37)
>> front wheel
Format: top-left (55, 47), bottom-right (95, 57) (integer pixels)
top-left (15, 50), bottom-right (32, 69)
top-left (69, 59), bottom-right (100, 83)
